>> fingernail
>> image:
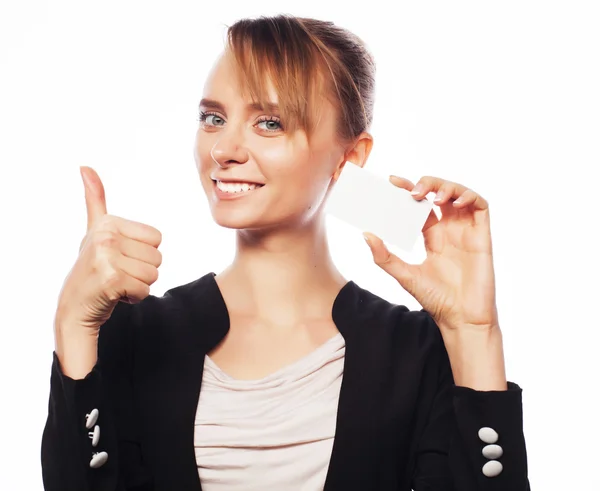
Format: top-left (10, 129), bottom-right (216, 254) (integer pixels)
top-left (411, 184), bottom-right (423, 195)
top-left (362, 233), bottom-right (371, 245)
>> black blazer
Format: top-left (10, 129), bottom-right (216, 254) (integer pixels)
top-left (41, 272), bottom-right (530, 490)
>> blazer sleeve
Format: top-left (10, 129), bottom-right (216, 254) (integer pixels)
top-left (41, 300), bottom-right (153, 491)
top-left (411, 319), bottom-right (531, 490)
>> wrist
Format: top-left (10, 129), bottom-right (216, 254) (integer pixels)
top-left (54, 317), bottom-right (99, 380)
top-left (442, 326), bottom-right (508, 391)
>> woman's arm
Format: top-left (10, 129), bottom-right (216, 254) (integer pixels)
top-left (411, 320), bottom-right (530, 490)
top-left (41, 300), bottom-right (153, 491)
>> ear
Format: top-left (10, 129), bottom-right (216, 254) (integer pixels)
top-left (332, 132), bottom-right (374, 181)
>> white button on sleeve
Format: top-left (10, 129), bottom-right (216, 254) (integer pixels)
top-left (482, 444), bottom-right (503, 459)
top-left (88, 425), bottom-right (100, 447)
top-left (478, 426), bottom-right (499, 444)
top-left (482, 460), bottom-right (503, 477)
top-left (90, 451), bottom-right (108, 469)
top-left (85, 408), bottom-right (99, 429)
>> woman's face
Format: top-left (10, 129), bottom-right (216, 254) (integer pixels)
top-left (194, 51), bottom-right (351, 232)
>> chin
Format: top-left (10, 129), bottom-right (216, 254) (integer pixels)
top-left (209, 209), bottom-right (267, 230)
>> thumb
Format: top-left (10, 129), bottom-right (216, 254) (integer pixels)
top-left (80, 166), bottom-right (108, 231)
top-left (362, 232), bottom-right (419, 295)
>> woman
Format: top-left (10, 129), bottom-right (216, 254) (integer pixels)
top-left (41, 14), bottom-right (530, 491)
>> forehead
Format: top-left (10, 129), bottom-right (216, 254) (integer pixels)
top-left (203, 52), bottom-right (279, 105)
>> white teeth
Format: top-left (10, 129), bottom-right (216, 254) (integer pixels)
top-left (216, 181), bottom-right (261, 194)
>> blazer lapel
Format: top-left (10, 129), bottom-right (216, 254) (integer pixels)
top-left (323, 280), bottom-right (389, 490)
top-left (136, 273), bottom-right (229, 491)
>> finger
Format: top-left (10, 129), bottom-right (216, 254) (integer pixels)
top-left (118, 235), bottom-right (163, 268)
top-left (110, 274), bottom-right (151, 304)
top-left (432, 181), bottom-right (459, 205)
top-left (115, 254), bottom-right (160, 287)
top-left (389, 175), bottom-right (415, 190)
top-left (452, 189), bottom-right (476, 207)
top-left (363, 232), bottom-right (420, 296)
top-left (410, 176), bottom-right (469, 202)
top-left (81, 166), bottom-right (108, 232)
top-left (411, 176), bottom-right (488, 210)
top-left (451, 189), bottom-right (489, 211)
top-left (110, 216), bottom-right (163, 248)
top-left (427, 180), bottom-right (489, 211)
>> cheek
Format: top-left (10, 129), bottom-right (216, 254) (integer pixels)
top-left (257, 135), bottom-right (315, 179)
top-left (254, 138), bottom-right (296, 175)
top-left (270, 156), bottom-right (332, 209)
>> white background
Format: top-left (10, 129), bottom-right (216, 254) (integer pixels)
top-left (1, 1), bottom-right (599, 489)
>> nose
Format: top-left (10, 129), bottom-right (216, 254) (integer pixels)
top-left (210, 127), bottom-right (250, 168)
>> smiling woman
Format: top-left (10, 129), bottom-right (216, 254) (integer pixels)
top-left (41, 13), bottom-right (530, 491)
top-left (193, 16), bottom-right (375, 232)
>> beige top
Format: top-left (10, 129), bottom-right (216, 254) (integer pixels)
top-left (194, 332), bottom-right (346, 490)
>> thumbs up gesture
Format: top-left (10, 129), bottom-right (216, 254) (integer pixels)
top-left (57, 166), bottom-right (163, 332)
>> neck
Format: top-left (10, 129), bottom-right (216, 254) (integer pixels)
top-left (215, 217), bottom-right (347, 325)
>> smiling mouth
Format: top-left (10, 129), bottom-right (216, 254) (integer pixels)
top-left (212, 179), bottom-right (265, 196)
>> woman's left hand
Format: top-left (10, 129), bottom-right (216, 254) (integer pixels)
top-left (363, 175), bottom-right (499, 333)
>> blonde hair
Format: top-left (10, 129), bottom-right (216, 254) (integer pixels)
top-left (226, 14), bottom-right (376, 145)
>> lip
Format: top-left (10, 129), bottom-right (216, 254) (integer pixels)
top-left (212, 179), bottom-right (264, 200)
top-left (211, 177), bottom-right (266, 185)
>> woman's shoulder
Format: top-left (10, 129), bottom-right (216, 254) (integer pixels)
top-left (337, 281), bottom-right (444, 354)
top-left (130, 271), bottom-right (219, 320)
top-left (125, 272), bottom-right (228, 353)
top-left (141, 271), bottom-right (218, 309)
top-left (339, 283), bottom-right (449, 394)
top-left (99, 272), bottom-right (220, 345)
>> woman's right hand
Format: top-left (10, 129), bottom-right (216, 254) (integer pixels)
top-left (56, 166), bottom-right (163, 337)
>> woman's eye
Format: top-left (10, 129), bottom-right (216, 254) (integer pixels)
top-left (256, 118), bottom-right (283, 132)
top-left (198, 111), bottom-right (225, 126)
top-left (206, 115), bottom-right (225, 126)
top-left (207, 115), bottom-right (222, 125)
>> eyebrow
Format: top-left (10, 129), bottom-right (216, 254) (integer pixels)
top-left (199, 98), bottom-right (280, 114)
